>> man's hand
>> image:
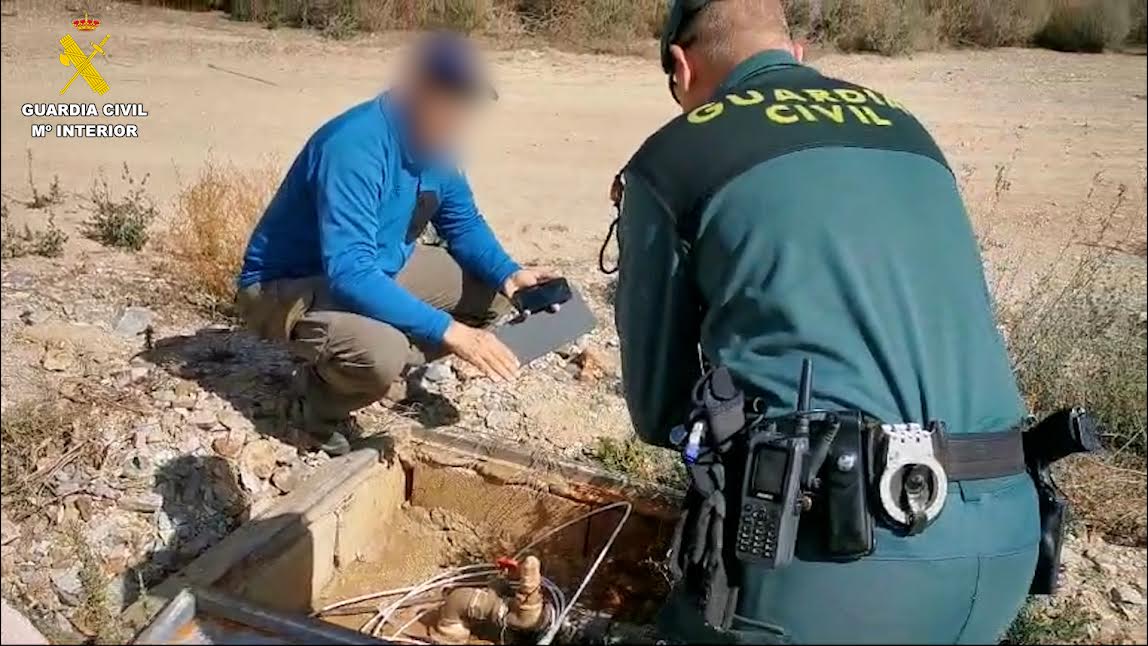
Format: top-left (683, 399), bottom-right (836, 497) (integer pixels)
top-left (501, 268), bottom-right (558, 298)
top-left (442, 321), bottom-right (519, 382)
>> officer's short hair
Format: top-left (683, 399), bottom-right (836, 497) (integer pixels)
top-left (679, 0), bottom-right (790, 67)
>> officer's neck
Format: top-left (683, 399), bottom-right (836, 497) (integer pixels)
top-left (714, 45), bottom-right (800, 94)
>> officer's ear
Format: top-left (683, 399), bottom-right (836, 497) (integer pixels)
top-left (792, 41), bottom-right (805, 63)
top-left (669, 44), bottom-right (693, 98)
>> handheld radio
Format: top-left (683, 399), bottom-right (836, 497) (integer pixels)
top-left (734, 360), bottom-right (815, 568)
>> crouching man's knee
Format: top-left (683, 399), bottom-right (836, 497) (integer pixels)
top-left (294, 312), bottom-right (413, 398)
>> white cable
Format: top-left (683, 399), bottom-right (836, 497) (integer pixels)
top-left (390, 607), bottom-right (433, 639)
top-left (537, 502), bottom-right (632, 644)
top-left (313, 586), bottom-right (416, 616)
top-left (514, 501), bottom-right (633, 559)
top-left (375, 566), bottom-right (495, 635)
top-left (321, 502), bottom-right (631, 643)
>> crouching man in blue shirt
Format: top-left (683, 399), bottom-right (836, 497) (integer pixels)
top-left (238, 33), bottom-right (544, 455)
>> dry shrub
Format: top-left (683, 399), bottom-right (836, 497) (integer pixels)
top-left (166, 159), bottom-right (279, 309)
top-left (428, 0), bottom-right (494, 32)
top-left (1134, 0), bottom-right (1148, 42)
top-left (1, 400), bottom-right (101, 519)
top-left (1058, 457), bottom-right (1146, 545)
top-left (541, 0), bottom-right (663, 52)
top-left (931, 0), bottom-right (1053, 46)
top-left (821, 0), bottom-right (940, 54)
top-left (996, 180), bottom-right (1147, 545)
top-left (1005, 596), bottom-right (1096, 645)
top-left (65, 521), bottom-right (129, 644)
top-left (1036, 0), bottom-right (1134, 51)
top-left (355, 0), bottom-right (495, 33)
top-left (785, 0), bottom-right (822, 40)
top-left (1, 214), bottom-right (68, 259)
top-left (84, 164), bottom-right (156, 252)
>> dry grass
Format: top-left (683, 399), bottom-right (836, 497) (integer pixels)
top-left (591, 435), bottom-right (685, 487)
top-left (65, 521), bottom-right (130, 644)
top-left (164, 158), bottom-right (279, 311)
top-left (822, 0), bottom-right (942, 55)
top-left (1004, 597), bottom-right (1096, 644)
top-left (0, 400), bottom-right (97, 518)
top-left (1036, 0), bottom-right (1136, 51)
top-left (25, 150), bottom-right (63, 210)
top-left (147, 0), bottom-right (1143, 53)
top-left (932, 0), bottom-right (1054, 47)
top-left (84, 164), bottom-right (158, 252)
top-left (1, 213), bottom-right (68, 259)
top-left (992, 177), bottom-right (1147, 545)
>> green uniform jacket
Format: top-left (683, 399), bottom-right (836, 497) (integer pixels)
top-left (615, 51), bottom-right (1038, 644)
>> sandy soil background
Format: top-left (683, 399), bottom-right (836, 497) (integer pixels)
top-left (3, 3), bottom-right (1145, 269)
top-left (0, 3), bottom-right (1145, 644)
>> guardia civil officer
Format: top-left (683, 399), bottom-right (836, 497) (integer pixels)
top-left (611, 1), bottom-right (1040, 642)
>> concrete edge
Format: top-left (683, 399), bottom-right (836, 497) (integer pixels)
top-left (120, 447), bottom-right (382, 631)
top-left (402, 425), bottom-right (685, 513)
top-left (121, 426), bottom-right (686, 633)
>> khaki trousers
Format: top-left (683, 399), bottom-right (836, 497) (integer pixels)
top-left (237, 245), bottom-right (510, 421)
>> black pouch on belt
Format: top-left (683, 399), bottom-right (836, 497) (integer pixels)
top-left (820, 412), bottom-right (875, 559)
top-left (1023, 407), bottom-right (1102, 595)
top-left (797, 412), bottom-right (875, 561)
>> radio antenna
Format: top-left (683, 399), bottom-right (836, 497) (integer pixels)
top-left (796, 358), bottom-right (812, 413)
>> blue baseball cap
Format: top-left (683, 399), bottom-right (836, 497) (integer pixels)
top-left (416, 32), bottom-right (498, 101)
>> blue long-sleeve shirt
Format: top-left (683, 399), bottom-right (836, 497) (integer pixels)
top-left (239, 94), bottom-right (520, 344)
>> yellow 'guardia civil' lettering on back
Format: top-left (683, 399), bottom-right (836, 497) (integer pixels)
top-left (685, 86), bottom-right (904, 128)
top-left (688, 101), bottom-right (724, 124)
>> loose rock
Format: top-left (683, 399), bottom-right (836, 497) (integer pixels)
top-left (1112, 584), bottom-right (1146, 606)
top-left (484, 410), bottom-right (522, 432)
top-left (113, 306), bottom-right (155, 337)
top-left (240, 439), bottom-right (279, 480)
top-left (172, 382), bottom-right (199, 409)
top-left (423, 360), bottom-right (455, 384)
top-left (218, 410), bottom-right (253, 433)
top-left (272, 441), bottom-right (298, 466)
top-left (189, 408), bottom-right (218, 429)
top-left (87, 480), bottom-right (122, 501)
top-left (573, 348), bottom-right (611, 382)
top-left (75, 497), bottom-right (95, 522)
top-left (21, 309), bottom-right (55, 326)
top-left (0, 511), bottom-right (17, 546)
top-left (41, 346), bottom-right (73, 372)
top-left (212, 431), bottom-right (245, 459)
top-left (271, 465), bottom-right (302, 493)
top-left (50, 566), bottom-right (82, 607)
top-left (118, 491), bottom-right (163, 513)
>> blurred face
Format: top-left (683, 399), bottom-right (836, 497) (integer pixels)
top-left (408, 80), bottom-right (475, 155)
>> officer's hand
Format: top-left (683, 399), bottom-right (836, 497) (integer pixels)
top-left (442, 321), bottom-right (519, 382)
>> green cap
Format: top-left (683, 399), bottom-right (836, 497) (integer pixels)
top-left (660, 0), bottom-right (714, 74)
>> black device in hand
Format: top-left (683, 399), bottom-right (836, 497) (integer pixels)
top-left (735, 360), bottom-right (814, 568)
top-left (511, 277), bottom-right (572, 315)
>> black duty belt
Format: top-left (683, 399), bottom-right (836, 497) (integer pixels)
top-left (937, 430), bottom-right (1027, 481)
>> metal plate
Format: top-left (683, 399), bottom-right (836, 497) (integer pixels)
top-left (134, 588), bottom-right (384, 645)
top-left (493, 288), bottom-right (597, 365)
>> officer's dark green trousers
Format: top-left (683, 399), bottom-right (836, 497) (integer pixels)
top-left (660, 474), bottom-right (1039, 644)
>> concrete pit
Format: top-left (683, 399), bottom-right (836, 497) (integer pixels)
top-left (126, 430), bottom-right (680, 644)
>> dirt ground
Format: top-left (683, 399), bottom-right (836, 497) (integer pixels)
top-left (1, 2), bottom-right (1146, 644)
top-left (2, 3), bottom-right (1145, 267)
